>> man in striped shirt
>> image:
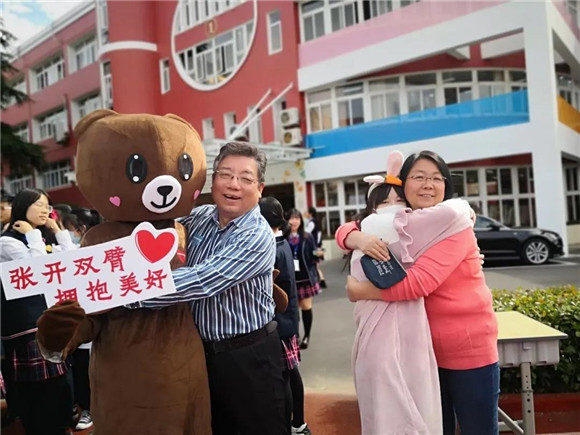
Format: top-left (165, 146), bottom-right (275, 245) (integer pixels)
top-left (133, 142), bottom-right (288, 435)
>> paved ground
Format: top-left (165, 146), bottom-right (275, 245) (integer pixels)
top-left (299, 255), bottom-right (580, 395)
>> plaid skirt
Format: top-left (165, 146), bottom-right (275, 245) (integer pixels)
top-left (296, 279), bottom-right (321, 300)
top-left (281, 334), bottom-right (300, 371)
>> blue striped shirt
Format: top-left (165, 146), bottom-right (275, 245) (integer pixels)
top-left (135, 204), bottom-right (276, 341)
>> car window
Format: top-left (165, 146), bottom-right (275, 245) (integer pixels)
top-left (475, 216), bottom-right (495, 229)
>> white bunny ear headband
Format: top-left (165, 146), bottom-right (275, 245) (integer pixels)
top-left (364, 150), bottom-right (405, 198)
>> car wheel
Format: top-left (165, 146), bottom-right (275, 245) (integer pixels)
top-left (522, 238), bottom-right (551, 265)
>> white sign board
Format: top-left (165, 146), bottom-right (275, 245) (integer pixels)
top-left (1, 222), bottom-right (178, 313)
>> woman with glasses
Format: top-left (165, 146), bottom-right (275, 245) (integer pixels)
top-left (337, 151), bottom-right (499, 435)
top-left (1, 188), bottom-right (76, 435)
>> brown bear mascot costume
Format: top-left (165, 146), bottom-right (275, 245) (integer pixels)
top-left (37, 109), bottom-right (212, 434)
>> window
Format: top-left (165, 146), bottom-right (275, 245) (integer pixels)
top-left (8, 176), bottom-right (34, 195)
top-left (330, 0), bottom-right (359, 32)
top-left (405, 73), bottom-right (436, 113)
top-left (160, 59), bottom-right (170, 94)
top-left (102, 61), bottom-right (113, 108)
top-left (224, 112), bottom-right (237, 138)
top-left (97, 0), bottom-right (109, 43)
top-left (42, 160), bottom-right (71, 190)
top-left (336, 82), bottom-right (364, 127)
top-left (566, 166), bottom-right (580, 223)
top-left (478, 70), bottom-right (506, 99)
top-left (301, 1), bottom-right (325, 42)
top-left (7, 79), bottom-right (26, 106)
top-left (509, 70), bottom-right (527, 92)
top-left (13, 124), bottom-right (29, 142)
top-left (74, 37), bottom-right (97, 71)
top-left (443, 71), bottom-right (473, 105)
top-left (177, 0), bottom-right (242, 33)
top-left (202, 118), bottom-right (215, 140)
top-left (247, 106), bottom-right (263, 143)
top-left (78, 95), bottom-right (101, 118)
top-left (38, 109), bottom-right (66, 141)
top-left (268, 10), bottom-right (282, 54)
top-left (307, 89), bottom-right (333, 132)
top-left (370, 77), bottom-right (400, 120)
top-left (366, 0), bottom-right (394, 19)
top-left (34, 56), bottom-right (64, 91)
top-left (178, 21), bottom-right (251, 85)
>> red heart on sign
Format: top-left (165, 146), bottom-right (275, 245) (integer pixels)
top-left (135, 230), bottom-right (176, 263)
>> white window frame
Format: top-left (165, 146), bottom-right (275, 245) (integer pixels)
top-left (73, 37), bottom-right (97, 72)
top-left (300, 0), bottom-right (326, 42)
top-left (13, 124), bottom-right (29, 142)
top-left (202, 118), bottom-right (215, 140)
top-left (306, 88), bottom-right (333, 133)
top-left (33, 56), bottom-right (65, 92)
top-left (223, 112), bottom-right (237, 138)
top-left (176, 0), bottom-right (242, 34)
top-left (565, 165), bottom-right (580, 223)
top-left (329, 0), bottom-right (359, 33)
top-left (247, 106), bottom-right (263, 143)
top-left (37, 109), bottom-right (67, 141)
top-left (336, 82), bottom-right (365, 127)
top-left (8, 175), bottom-right (34, 195)
top-left (102, 61), bottom-right (113, 108)
top-left (267, 10), bottom-right (283, 55)
top-left (160, 59), bottom-right (171, 94)
top-left (42, 160), bottom-right (72, 190)
top-left (78, 94), bottom-right (101, 119)
top-left (368, 76), bottom-right (401, 120)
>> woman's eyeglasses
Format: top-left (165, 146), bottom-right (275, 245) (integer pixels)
top-left (33, 201), bottom-right (54, 213)
top-left (406, 175), bottom-right (446, 185)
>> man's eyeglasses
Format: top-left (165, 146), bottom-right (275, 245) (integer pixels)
top-left (214, 170), bottom-right (259, 186)
top-left (33, 201), bottom-right (54, 212)
top-left (406, 174), bottom-right (446, 185)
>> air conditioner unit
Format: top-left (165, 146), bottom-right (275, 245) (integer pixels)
top-left (53, 122), bottom-right (67, 142)
top-left (280, 108), bottom-right (299, 128)
top-left (282, 128), bottom-right (302, 146)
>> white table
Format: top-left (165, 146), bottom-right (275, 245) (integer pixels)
top-left (496, 311), bottom-right (568, 435)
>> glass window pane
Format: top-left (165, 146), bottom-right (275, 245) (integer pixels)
top-left (405, 73), bottom-right (436, 86)
top-left (314, 12), bottom-right (325, 38)
top-left (314, 183), bottom-right (325, 207)
top-left (351, 98), bottom-right (364, 124)
top-left (336, 83), bottom-right (363, 97)
top-left (307, 89), bottom-right (331, 103)
top-left (357, 179), bottom-right (368, 205)
top-left (304, 16), bottom-right (314, 41)
top-left (369, 77), bottom-right (399, 92)
top-left (519, 198), bottom-right (531, 227)
top-left (451, 170), bottom-right (465, 197)
top-left (371, 95), bottom-right (385, 120)
top-left (459, 87), bottom-right (472, 102)
top-left (486, 169), bottom-right (498, 195)
top-left (327, 181), bottom-right (338, 206)
top-left (445, 88), bottom-right (458, 105)
top-left (345, 181), bottom-right (357, 205)
top-left (345, 209), bottom-right (358, 222)
top-left (469, 200), bottom-right (482, 214)
top-left (488, 200), bottom-right (500, 221)
top-left (302, 0), bottom-right (324, 13)
top-left (338, 101), bottom-right (350, 127)
top-left (407, 90), bottom-right (421, 113)
top-left (466, 169), bottom-right (479, 196)
top-left (331, 7), bottom-right (341, 31)
top-left (329, 211), bottom-right (341, 236)
top-left (423, 89), bottom-right (436, 109)
top-left (567, 196), bottom-right (574, 222)
top-left (385, 93), bottom-right (400, 116)
top-left (500, 168), bottom-right (512, 194)
top-left (270, 10), bottom-right (280, 23)
top-left (518, 167), bottom-right (529, 193)
top-left (321, 104), bottom-right (332, 130)
top-left (345, 3), bottom-right (356, 26)
top-left (477, 70), bottom-right (504, 82)
top-left (502, 199), bottom-right (515, 226)
top-left (309, 107), bottom-right (321, 132)
top-left (509, 71), bottom-right (526, 83)
top-left (442, 71), bottom-right (472, 83)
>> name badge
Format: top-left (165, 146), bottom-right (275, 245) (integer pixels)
top-left (293, 259), bottom-right (300, 272)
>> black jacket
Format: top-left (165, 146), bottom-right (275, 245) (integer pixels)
top-left (1, 230), bottom-right (48, 338)
top-left (273, 235), bottom-right (299, 339)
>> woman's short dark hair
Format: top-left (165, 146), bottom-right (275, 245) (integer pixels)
top-left (259, 197), bottom-right (287, 231)
top-left (399, 150), bottom-right (454, 201)
top-left (9, 188), bottom-right (49, 229)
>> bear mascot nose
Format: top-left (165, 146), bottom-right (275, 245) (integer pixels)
top-left (157, 185), bottom-right (173, 196)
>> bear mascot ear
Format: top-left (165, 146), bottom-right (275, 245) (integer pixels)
top-left (74, 109), bottom-right (118, 139)
top-left (163, 114), bottom-right (201, 140)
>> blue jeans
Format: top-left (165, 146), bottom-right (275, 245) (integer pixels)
top-left (439, 362), bottom-right (500, 435)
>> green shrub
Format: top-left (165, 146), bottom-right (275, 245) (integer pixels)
top-left (493, 285), bottom-right (580, 393)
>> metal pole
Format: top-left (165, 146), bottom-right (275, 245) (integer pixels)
top-left (228, 83), bottom-right (294, 141)
top-left (520, 362), bottom-right (536, 434)
top-left (228, 88), bottom-right (272, 140)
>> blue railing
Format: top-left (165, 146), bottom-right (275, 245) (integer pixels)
top-left (305, 90), bottom-right (529, 158)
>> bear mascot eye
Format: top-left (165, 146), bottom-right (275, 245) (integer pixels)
top-left (126, 153), bottom-right (148, 183)
top-left (178, 153), bottom-right (194, 181)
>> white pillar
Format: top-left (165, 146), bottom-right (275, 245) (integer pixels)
top-left (523, 1), bottom-right (568, 252)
